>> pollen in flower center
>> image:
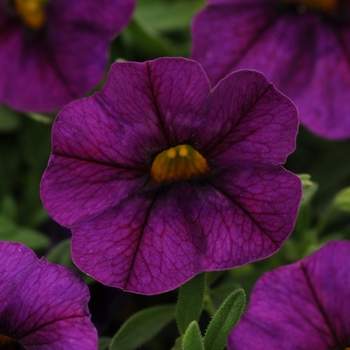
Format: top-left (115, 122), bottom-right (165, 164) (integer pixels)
top-left (0, 334), bottom-right (25, 349)
top-left (283, 0), bottom-right (338, 12)
top-left (151, 144), bottom-right (209, 183)
top-left (13, 0), bottom-right (48, 30)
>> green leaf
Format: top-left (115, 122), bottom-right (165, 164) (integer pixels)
top-left (182, 321), bottom-right (204, 350)
top-left (122, 17), bottom-right (175, 58)
top-left (26, 112), bottom-right (54, 124)
top-left (99, 337), bottom-right (111, 350)
top-left (27, 207), bottom-right (49, 227)
top-left (334, 187), bottom-right (350, 214)
top-left (0, 214), bottom-right (16, 230)
top-left (176, 273), bottom-right (206, 334)
top-left (20, 120), bottom-right (52, 168)
top-left (203, 289), bottom-right (246, 350)
top-left (11, 227), bottom-right (49, 250)
top-left (0, 214), bottom-right (49, 250)
top-left (46, 239), bottom-right (73, 267)
top-left (109, 305), bottom-right (175, 350)
top-left (0, 106), bottom-right (21, 132)
top-left (46, 239), bottom-right (95, 285)
top-left (1, 195), bottom-right (17, 221)
top-left (136, 0), bottom-right (205, 32)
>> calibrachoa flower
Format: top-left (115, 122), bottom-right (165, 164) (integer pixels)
top-left (40, 57), bottom-right (302, 295)
top-left (0, 241), bottom-right (97, 349)
top-left (228, 240), bottom-right (350, 349)
top-left (191, 0), bottom-right (350, 140)
top-left (0, 0), bottom-right (135, 112)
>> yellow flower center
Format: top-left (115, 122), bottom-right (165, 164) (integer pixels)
top-left (151, 144), bottom-right (209, 183)
top-left (13, 0), bottom-right (48, 30)
top-left (283, 0), bottom-right (338, 12)
top-left (0, 334), bottom-right (24, 349)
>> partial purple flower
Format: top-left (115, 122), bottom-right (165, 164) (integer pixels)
top-left (0, 241), bottom-right (97, 350)
top-left (40, 57), bottom-right (302, 295)
top-left (191, 0), bottom-right (350, 139)
top-left (0, 0), bottom-right (135, 112)
top-left (228, 240), bottom-right (350, 349)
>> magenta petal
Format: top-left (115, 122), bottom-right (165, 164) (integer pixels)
top-left (144, 58), bottom-right (211, 145)
top-left (191, 2), bottom-right (277, 86)
top-left (0, 0), bottom-right (135, 112)
top-left (208, 163), bottom-right (301, 257)
top-left (0, 242), bottom-right (97, 350)
top-left (72, 165), bottom-right (300, 295)
top-left (41, 57), bottom-right (302, 294)
top-left (41, 155), bottom-right (146, 227)
top-left (96, 58), bottom-right (212, 149)
top-left (191, 2), bottom-right (350, 139)
top-left (201, 70), bottom-right (298, 163)
top-left (70, 192), bottom-right (157, 294)
top-left (228, 240), bottom-right (350, 349)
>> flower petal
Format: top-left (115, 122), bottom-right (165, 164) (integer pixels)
top-left (71, 182), bottom-right (217, 294)
top-left (191, 1), bottom-right (350, 139)
top-left (71, 191), bottom-right (161, 294)
top-left (199, 70), bottom-right (298, 164)
top-left (71, 163), bottom-right (301, 295)
top-left (208, 162), bottom-right (302, 258)
top-left (191, 1), bottom-right (277, 86)
top-left (228, 240), bottom-right (350, 349)
top-left (41, 58), bottom-right (212, 227)
top-left (144, 58), bottom-right (211, 146)
top-left (41, 57), bottom-right (301, 295)
top-left (41, 155), bottom-right (147, 227)
top-left (0, 242), bottom-right (97, 350)
top-left (1, 0), bottom-right (135, 112)
top-left (96, 58), bottom-right (212, 150)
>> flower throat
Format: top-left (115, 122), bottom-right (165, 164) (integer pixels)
top-left (0, 334), bottom-right (25, 349)
top-left (13, 0), bottom-right (49, 30)
top-left (151, 144), bottom-right (209, 183)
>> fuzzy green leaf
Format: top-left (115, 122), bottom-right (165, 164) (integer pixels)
top-left (176, 273), bottom-right (206, 334)
top-left (182, 321), bottom-right (204, 350)
top-left (203, 289), bottom-right (245, 350)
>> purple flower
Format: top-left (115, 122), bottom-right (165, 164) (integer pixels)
top-left (40, 57), bottom-right (302, 295)
top-left (191, 0), bottom-right (350, 140)
top-left (228, 240), bottom-right (350, 349)
top-left (0, 0), bottom-right (135, 113)
top-left (0, 241), bottom-right (97, 349)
